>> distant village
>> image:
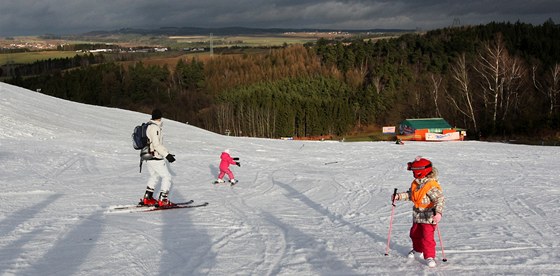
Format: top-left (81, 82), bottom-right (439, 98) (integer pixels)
top-left (0, 30), bottom-right (360, 53)
top-left (77, 47), bottom-right (209, 53)
top-left (0, 37), bottom-right (206, 53)
top-left (0, 39), bottom-right (59, 51)
top-left (76, 47), bottom-right (170, 53)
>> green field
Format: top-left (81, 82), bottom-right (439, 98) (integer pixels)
top-left (170, 35), bottom-right (318, 47)
top-left (0, 51), bottom-right (83, 65)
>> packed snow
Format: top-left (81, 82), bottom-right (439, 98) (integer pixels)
top-left (1, 82), bottom-right (559, 275)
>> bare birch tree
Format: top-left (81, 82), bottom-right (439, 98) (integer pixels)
top-left (447, 53), bottom-right (478, 134)
top-left (371, 76), bottom-right (385, 95)
top-left (216, 103), bottom-right (233, 135)
top-left (533, 63), bottom-right (560, 119)
top-left (473, 33), bottom-right (525, 132)
top-left (500, 54), bottom-right (526, 121)
top-left (474, 35), bottom-right (506, 132)
top-left (429, 73), bottom-right (443, 117)
top-left (549, 64), bottom-right (560, 118)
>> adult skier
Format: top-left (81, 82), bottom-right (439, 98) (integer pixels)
top-left (392, 156), bottom-right (445, 268)
top-left (140, 109), bottom-right (176, 207)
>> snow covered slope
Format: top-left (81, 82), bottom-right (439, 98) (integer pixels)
top-left (1, 82), bottom-right (559, 275)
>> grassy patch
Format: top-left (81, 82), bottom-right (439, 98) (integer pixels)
top-left (168, 34), bottom-right (316, 49)
top-left (0, 51), bottom-right (83, 65)
top-left (338, 131), bottom-right (396, 142)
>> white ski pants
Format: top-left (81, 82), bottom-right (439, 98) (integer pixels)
top-left (146, 159), bottom-right (172, 194)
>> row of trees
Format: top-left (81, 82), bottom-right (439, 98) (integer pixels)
top-left (7, 20), bottom-right (560, 139)
top-left (212, 77), bottom-right (354, 137)
top-left (1, 54), bottom-right (105, 78)
top-left (312, 20), bottom-right (560, 137)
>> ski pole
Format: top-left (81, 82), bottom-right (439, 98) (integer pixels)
top-left (436, 224), bottom-right (448, 262)
top-left (385, 188), bottom-right (398, 256)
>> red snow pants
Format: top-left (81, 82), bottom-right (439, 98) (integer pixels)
top-left (218, 168), bottom-right (234, 180)
top-left (409, 223), bottom-right (437, 259)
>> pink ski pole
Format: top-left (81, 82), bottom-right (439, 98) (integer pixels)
top-left (436, 224), bottom-right (448, 262)
top-left (385, 188), bottom-right (398, 256)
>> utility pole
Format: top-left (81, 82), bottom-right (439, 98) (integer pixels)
top-left (452, 18), bottom-right (461, 28)
top-left (210, 33), bottom-right (214, 56)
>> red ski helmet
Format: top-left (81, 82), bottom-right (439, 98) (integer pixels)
top-left (407, 156), bottom-right (432, 178)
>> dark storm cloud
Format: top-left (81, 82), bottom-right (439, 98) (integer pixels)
top-left (0, 0), bottom-right (559, 36)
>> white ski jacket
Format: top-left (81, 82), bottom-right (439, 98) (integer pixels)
top-left (147, 120), bottom-right (169, 159)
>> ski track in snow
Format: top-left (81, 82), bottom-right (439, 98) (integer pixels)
top-left (1, 83), bottom-right (560, 275)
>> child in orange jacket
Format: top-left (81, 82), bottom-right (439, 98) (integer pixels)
top-left (393, 156), bottom-right (445, 268)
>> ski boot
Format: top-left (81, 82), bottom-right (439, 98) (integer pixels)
top-left (139, 187), bottom-right (157, 206)
top-left (426, 258), bottom-right (436, 268)
top-left (407, 250), bottom-right (423, 259)
top-left (157, 191), bottom-right (175, 207)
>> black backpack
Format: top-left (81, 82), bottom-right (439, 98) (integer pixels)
top-left (132, 122), bottom-right (153, 150)
top-left (132, 122), bottom-right (154, 172)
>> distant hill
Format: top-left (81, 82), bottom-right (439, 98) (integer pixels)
top-left (82, 26), bottom-right (413, 36)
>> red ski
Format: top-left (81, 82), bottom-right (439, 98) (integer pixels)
top-left (143, 202), bottom-right (209, 212)
top-left (108, 200), bottom-right (207, 213)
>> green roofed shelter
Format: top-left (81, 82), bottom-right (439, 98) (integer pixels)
top-left (398, 118), bottom-right (452, 135)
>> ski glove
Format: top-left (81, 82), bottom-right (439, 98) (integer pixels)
top-left (432, 213), bottom-right (442, 224)
top-left (166, 154), bottom-right (176, 163)
top-left (235, 162), bottom-right (241, 167)
top-left (233, 157), bottom-right (240, 161)
top-left (392, 194), bottom-right (401, 201)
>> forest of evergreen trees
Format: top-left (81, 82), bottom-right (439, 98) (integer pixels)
top-left (7, 20), bottom-right (560, 140)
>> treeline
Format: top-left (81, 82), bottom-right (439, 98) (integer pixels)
top-left (2, 54), bottom-right (106, 78)
top-left (213, 77), bottom-right (354, 137)
top-left (0, 48), bottom-right (30, 54)
top-left (7, 20), bottom-right (560, 139)
top-left (0, 51), bottom-right (171, 79)
top-left (56, 44), bottom-right (121, 51)
top-left (314, 19), bottom-right (560, 137)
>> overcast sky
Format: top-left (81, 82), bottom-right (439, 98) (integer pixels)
top-left (1, 0), bottom-right (559, 36)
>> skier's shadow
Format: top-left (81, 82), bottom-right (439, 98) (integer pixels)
top-left (17, 204), bottom-right (105, 275)
top-left (208, 164), bottom-right (219, 181)
top-left (273, 179), bottom-right (410, 256)
top-left (160, 190), bottom-right (216, 273)
top-left (0, 194), bottom-right (63, 273)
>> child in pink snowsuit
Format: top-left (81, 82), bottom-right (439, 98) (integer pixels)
top-left (216, 149), bottom-right (239, 184)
